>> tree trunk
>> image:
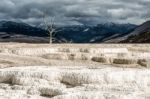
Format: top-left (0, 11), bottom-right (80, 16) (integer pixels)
top-left (50, 38), bottom-right (52, 44)
top-left (49, 32), bottom-right (52, 44)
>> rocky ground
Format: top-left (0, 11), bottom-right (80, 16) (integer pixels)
top-left (0, 43), bottom-right (150, 99)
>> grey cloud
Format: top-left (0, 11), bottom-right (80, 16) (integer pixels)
top-left (0, 0), bottom-right (149, 25)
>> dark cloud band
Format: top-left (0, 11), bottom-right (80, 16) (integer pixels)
top-left (0, 0), bottom-right (149, 25)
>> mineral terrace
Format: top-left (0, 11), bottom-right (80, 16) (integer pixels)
top-left (0, 43), bottom-right (150, 99)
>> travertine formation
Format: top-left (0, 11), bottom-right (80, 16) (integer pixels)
top-left (0, 66), bottom-right (150, 99)
top-left (0, 43), bottom-right (149, 99)
top-left (0, 43), bottom-right (150, 68)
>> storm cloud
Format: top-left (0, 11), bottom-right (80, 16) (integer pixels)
top-left (0, 0), bottom-right (149, 25)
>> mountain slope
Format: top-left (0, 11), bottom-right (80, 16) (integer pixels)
top-left (124, 20), bottom-right (150, 37)
top-left (105, 20), bottom-right (150, 43)
top-left (121, 31), bottom-right (150, 43)
top-left (0, 21), bottom-right (47, 37)
top-left (120, 21), bottom-right (150, 43)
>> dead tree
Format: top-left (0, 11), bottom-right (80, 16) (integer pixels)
top-left (43, 13), bottom-right (57, 44)
top-left (42, 12), bottom-right (72, 44)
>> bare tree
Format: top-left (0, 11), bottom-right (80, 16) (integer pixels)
top-left (42, 12), bottom-right (72, 44)
top-left (43, 13), bottom-right (58, 44)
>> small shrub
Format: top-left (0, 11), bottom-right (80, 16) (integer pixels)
top-left (91, 57), bottom-right (109, 63)
top-left (113, 58), bottom-right (137, 64)
top-left (138, 59), bottom-right (150, 67)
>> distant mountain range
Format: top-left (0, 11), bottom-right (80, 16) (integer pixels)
top-left (0, 20), bottom-right (138, 43)
top-left (1, 20), bottom-right (150, 43)
top-left (56, 23), bottom-right (136, 43)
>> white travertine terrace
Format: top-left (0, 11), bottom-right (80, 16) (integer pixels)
top-left (0, 66), bottom-right (150, 99)
top-left (1, 45), bottom-right (149, 67)
top-left (0, 43), bottom-right (149, 99)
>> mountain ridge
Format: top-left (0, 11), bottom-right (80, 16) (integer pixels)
top-left (0, 20), bottom-right (137, 43)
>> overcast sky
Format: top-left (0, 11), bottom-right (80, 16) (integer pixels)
top-left (0, 0), bottom-right (150, 26)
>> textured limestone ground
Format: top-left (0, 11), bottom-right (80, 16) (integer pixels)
top-left (0, 43), bottom-right (149, 99)
top-left (0, 66), bottom-right (150, 99)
